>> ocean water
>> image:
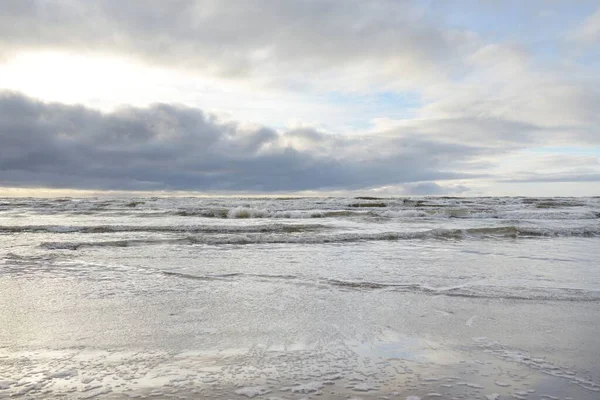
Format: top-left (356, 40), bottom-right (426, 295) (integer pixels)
top-left (1, 196), bottom-right (599, 399)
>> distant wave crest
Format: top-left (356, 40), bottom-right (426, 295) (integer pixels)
top-left (38, 225), bottom-right (600, 251)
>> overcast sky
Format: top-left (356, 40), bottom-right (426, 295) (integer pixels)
top-left (1, 0), bottom-right (599, 196)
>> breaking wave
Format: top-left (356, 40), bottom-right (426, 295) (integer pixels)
top-left (169, 207), bottom-right (371, 219)
top-left (0, 223), bottom-right (327, 234)
top-left (166, 207), bottom-right (600, 220)
top-left (38, 225), bottom-right (600, 250)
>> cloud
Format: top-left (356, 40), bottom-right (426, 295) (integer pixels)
top-left (1, 1), bottom-right (598, 142)
top-left (570, 7), bottom-right (600, 45)
top-left (494, 152), bottom-right (600, 183)
top-left (0, 91), bottom-right (484, 193)
top-left (0, 0), bottom-right (473, 92)
top-left (401, 182), bottom-right (469, 196)
top-left (2, 88), bottom-right (598, 194)
top-left (506, 173), bottom-right (600, 183)
top-left (1, 2), bottom-right (599, 196)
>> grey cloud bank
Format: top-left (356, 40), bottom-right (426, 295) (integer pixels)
top-left (0, 91), bottom-right (479, 192)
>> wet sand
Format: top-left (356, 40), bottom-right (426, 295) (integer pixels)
top-left (2, 275), bottom-right (599, 399)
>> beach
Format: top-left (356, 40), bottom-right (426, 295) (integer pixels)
top-left (1, 196), bottom-right (599, 399)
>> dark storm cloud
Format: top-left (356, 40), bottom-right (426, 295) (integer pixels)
top-left (0, 91), bottom-right (483, 192)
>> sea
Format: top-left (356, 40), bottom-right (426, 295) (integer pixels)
top-left (1, 196), bottom-right (599, 399)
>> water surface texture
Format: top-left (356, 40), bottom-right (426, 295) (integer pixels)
top-left (1, 196), bottom-right (599, 399)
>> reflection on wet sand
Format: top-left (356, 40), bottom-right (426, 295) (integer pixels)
top-left (2, 330), bottom-right (599, 399)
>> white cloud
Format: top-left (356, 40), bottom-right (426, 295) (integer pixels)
top-left (570, 7), bottom-right (600, 45)
top-left (0, 0), bottom-right (468, 92)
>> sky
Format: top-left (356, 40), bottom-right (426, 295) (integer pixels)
top-left (0, 0), bottom-right (599, 196)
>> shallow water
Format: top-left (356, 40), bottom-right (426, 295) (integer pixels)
top-left (1, 196), bottom-right (599, 399)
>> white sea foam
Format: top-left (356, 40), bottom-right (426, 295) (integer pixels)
top-left (284, 381), bottom-right (325, 393)
top-left (235, 386), bottom-right (271, 398)
top-left (381, 210), bottom-right (429, 218)
top-left (227, 206), bottom-right (270, 219)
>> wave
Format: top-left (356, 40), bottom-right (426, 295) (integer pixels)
top-left (495, 210), bottom-right (600, 220)
top-left (5, 251), bottom-right (597, 302)
top-left (8, 197), bottom-right (598, 222)
top-left (158, 272), bottom-right (600, 302)
top-left (380, 210), bottom-right (429, 218)
top-left (168, 206), bottom-right (600, 220)
top-left (161, 271), bottom-right (298, 282)
top-left (326, 280), bottom-right (600, 301)
top-left (169, 207), bottom-right (372, 219)
top-left (411, 209), bottom-right (600, 220)
top-left (38, 225), bottom-right (600, 250)
top-left (0, 223), bottom-right (327, 234)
